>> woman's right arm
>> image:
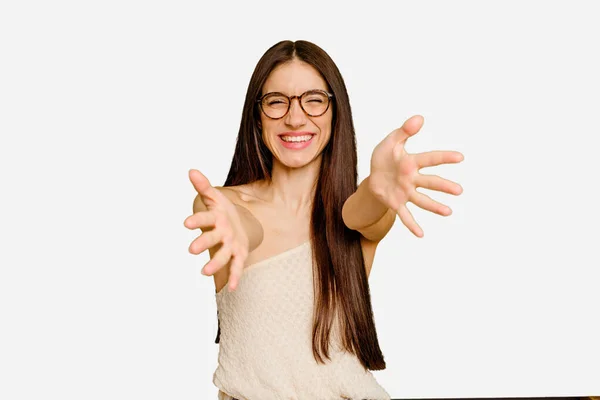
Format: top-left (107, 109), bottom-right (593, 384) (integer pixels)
top-left (185, 169), bottom-right (264, 292)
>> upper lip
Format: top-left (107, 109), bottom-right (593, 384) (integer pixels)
top-left (278, 132), bottom-right (315, 137)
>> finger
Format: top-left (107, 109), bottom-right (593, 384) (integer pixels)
top-left (188, 169), bottom-right (223, 202)
top-left (387, 115), bottom-right (424, 145)
top-left (201, 242), bottom-right (232, 276)
top-left (414, 174), bottom-right (463, 196)
top-left (396, 204), bottom-right (424, 238)
top-left (227, 253), bottom-right (245, 292)
top-left (411, 190), bottom-right (452, 216)
top-left (189, 229), bottom-right (221, 255)
top-left (415, 151), bottom-right (464, 169)
top-left (184, 210), bottom-right (217, 230)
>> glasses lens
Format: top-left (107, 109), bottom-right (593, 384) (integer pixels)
top-left (301, 91), bottom-right (329, 116)
top-left (261, 93), bottom-right (289, 119)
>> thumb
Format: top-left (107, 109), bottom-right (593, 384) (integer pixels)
top-left (189, 169), bottom-right (217, 199)
top-left (387, 115), bottom-right (424, 144)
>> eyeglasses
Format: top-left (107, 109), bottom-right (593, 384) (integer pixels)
top-left (256, 89), bottom-right (334, 120)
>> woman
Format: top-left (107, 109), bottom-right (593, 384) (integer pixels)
top-left (184, 40), bottom-right (463, 400)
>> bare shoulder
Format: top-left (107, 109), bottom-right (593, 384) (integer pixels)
top-left (191, 184), bottom-right (243, 213)
top-left (213, 183), bottom-right (261, 206)
top-left (192, 187), bottom-right (239, 213)
top-left (211, 185), bottom-right (264, 237)
top-left (213, 185), bottom-right (242, 205)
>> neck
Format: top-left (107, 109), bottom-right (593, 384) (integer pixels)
top-left (263, 154), bottom-right (321, 216)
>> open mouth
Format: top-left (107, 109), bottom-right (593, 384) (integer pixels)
top-left (279, 134), bottom-right (314, 143)
top-left (277, 133), bottom-right (315, 149)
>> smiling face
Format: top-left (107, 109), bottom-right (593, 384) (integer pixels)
top-left (259, 59), bottom-right (333, 169)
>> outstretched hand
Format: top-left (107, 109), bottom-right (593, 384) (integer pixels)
top-left (369, 115), bottom-right (464, 238)
top-left (184, 169), bottom-right (249, 292)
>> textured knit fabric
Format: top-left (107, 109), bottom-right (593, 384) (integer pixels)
top-left (213, 240), bottom-right (391, 400)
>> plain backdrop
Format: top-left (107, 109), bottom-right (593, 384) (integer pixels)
top-left (1, 1), bottom-right (599, 399)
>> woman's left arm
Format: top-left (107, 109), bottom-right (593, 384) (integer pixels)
top-left (343, 115), bottom-right (464, 240)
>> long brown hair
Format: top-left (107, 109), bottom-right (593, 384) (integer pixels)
top-left (215, 40), bottom-right (386, 371)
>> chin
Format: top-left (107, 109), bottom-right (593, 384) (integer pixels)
top-left (279, 153), bottom-right (321, 169)
top-left (280, 159), bottom-right (309, 169)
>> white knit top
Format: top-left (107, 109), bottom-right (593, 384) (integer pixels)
top-left (213, 240), bottom-right (391, 400)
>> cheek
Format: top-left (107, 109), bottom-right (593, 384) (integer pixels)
top-left (261, 122), bottom-right (278, 148)
top-left (318, 117), bottom-right (333, 141)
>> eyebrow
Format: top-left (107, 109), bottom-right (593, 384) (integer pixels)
top-left (262, 89), bottom-right (328, 95)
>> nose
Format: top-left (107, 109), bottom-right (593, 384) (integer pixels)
top-left (284, 97), bottom-right (307, 128)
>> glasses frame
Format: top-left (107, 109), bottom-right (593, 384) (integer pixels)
top-left (256, 89), bottom-right (334, 120)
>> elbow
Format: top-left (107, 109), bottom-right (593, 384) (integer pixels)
top-left (342, 200), bottom-right (357, 231)
top-left (357, 209), bottom-right (396, 242)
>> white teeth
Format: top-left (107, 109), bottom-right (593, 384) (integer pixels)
top-left (281, 135), bottom-right (312, 142)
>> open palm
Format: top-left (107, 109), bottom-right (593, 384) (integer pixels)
top-left (184, 169), bottom-right (249, 292)
top-left (369, 115), bottom-right (464, 237)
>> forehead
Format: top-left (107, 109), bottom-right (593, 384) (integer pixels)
top-left (262, 59), bottom-right (328, 95)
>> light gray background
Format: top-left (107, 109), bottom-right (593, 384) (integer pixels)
top-left (1, 1), bottom-right (598, 399)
